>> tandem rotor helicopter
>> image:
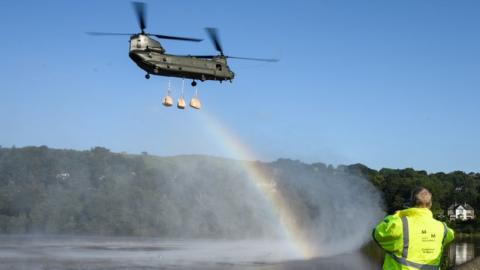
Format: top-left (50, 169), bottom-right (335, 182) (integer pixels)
top-left (87, 2), bottom-right (278, 110)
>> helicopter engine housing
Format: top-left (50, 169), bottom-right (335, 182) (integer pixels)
top-left (129, 34), bottom-right (165, 53)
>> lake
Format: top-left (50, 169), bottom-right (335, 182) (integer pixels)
top-left (447, 236), bottom-right (480, 267)
top-left (0, 235), bottom-right (476, 270)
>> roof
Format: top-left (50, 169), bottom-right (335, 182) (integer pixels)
top-left (448, 203), bottom-right (474, 211)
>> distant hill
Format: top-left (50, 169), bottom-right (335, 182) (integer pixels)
top-left (0, 146), bottom-right (478, 236)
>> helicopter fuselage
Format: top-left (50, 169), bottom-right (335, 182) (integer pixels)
top-left (128, 34), bottom-right (234, 82)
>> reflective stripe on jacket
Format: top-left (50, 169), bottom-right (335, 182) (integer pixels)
top-left (373, 208), bottom-right (455, 270)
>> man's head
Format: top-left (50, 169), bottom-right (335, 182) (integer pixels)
top-left (410, 187), bottom-right (432, 209)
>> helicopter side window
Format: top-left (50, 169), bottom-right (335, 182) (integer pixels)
top-left (136, 39), bottom-right (142, 49)
top-left (216, 64), bottom-right (222, 71)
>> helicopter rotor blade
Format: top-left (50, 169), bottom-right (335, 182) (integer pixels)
top-left (226, 56), bottom-right (278, 62)
top-left (184, 54), bottom-right (278, 62)
top-left (205, 27), bottom-right (223, 55)
top-left (86, 32), bottom-right (202, 41)
top-left (187, 55), bottom-right (218, 58)
top-left (86, 32), bottom-right (134, 36)
top-left (151, 34), bottom-right (202, 42)
top-left (133, 1), bottom-right (147, 33)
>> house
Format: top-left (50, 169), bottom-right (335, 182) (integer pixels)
top-left (447, 203), bottom-right (475, 221)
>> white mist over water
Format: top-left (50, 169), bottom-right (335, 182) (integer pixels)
top-left (264, 160), bottom-right (385, 256)
top-left (147, 157), bottom-right (385, 258)
top-left (0, 152), bottom-right (386, 269)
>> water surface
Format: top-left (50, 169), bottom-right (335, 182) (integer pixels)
top-left (2, 235), bottom-right (478, 270)
top-left (0, 235), bottom-right (380, 270)
top-left (447, 236), bottom-right (480, 267)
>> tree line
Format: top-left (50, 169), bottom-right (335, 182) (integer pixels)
top-left (0, 146), bottom-right (478, 235)
top-left (341, 163), bottom-right (480, 232)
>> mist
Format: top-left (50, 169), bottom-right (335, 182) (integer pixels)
top-left (0, 147), bottom-right (385, 261)
top-left (162, 157), bottom-right (385, 256)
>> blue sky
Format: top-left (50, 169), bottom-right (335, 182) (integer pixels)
top-left (1, 0), bottom-right (479, 172)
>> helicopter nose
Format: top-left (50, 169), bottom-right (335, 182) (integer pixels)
top-left (129, 52), bottom-right (142, 62)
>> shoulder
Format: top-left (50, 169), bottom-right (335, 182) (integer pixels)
top-left (384, 213), bottom-right (403, 223)
top-left (373, 213), bottom-right (404, 243)
top-left (375, 214), bottom-right (403, 233)
top-left (431, 218), bottom-right (455, 243)
top-left (432, 218), bottom-right (447, 229)
top-left (431, 218), bottom-right (454, 237)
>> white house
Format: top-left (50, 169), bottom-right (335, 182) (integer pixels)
top-left (447, 203), bottom-right (475, 221)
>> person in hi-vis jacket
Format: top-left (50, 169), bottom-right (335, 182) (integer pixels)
top-left (373, 187), bottom-right (454, 270)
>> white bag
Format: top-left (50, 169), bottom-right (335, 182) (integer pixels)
top-left (189, 97), bottom-right (201, 110)
top-left (177, 97), bottom-right (186, 109)
top-left (162, 95), bottom-right (173, 107)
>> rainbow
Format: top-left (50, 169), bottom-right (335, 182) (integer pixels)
top-left (198, 112), bottom-right (318, 259)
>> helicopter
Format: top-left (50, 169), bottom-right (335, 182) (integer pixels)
top-left (87, 2), bottom-right (278, 88)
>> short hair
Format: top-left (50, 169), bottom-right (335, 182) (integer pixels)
top-left (411, 187), bottom-right (432, 209)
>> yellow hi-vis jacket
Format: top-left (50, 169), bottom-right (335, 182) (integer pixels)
top-left (373, 207), bottom-right (454, 270)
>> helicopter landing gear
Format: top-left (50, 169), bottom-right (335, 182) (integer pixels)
top-left (145, 74), bottom-right (150, 79)
top-left (191, 80), bottom-right (197, 87)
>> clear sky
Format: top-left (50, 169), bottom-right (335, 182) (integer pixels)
top-left (1, 0), bottom-right (479, 173)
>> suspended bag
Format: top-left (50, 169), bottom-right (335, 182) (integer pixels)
top-left (162, 95), bottom-right (173, 107)
top-left (189, 89), bottom-right (201, 109)
top-left (177, 80), bottom-right (186, 109)
top-left (189, 98), bottom-right (201, 109)
top-left (177, 97), bottom-right (186, 109)
top-left (162, 81), bottom-right (173, 107)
